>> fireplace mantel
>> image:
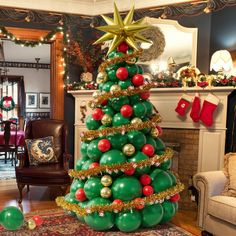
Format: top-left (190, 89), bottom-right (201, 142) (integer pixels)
top-left (69, 87), bottom-right (235, 172)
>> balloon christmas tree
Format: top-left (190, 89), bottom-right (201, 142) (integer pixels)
top-left (56, 3), bottom-right (184, 232)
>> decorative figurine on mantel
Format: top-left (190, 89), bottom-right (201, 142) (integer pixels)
top-left (56, 3), bottom-right (184, 232)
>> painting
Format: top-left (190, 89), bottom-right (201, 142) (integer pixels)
top-left (39, 93), bottom-right (50, 109)
top-left (26, 93), bottom-right (38, 109)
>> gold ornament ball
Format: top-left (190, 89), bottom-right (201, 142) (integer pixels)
top-left (122, 144), bottom-right (135, 156)
top-left (101, 175), bottom-right (113, 186)
top-left (28, 219), bottom-right (37, 230)
top-left (110, 84), bottom-right (121, 92)
top-left (100, 187), bottom-right (112, 198)
top-left (101, 114), bottom-right (112, 126)
top-left (92, 91), bottom-right (101, 98)
top-left (131, 117), bottom-right (142, 126)
top-left (151, 127), bottom-right (159, 138)
top-left (96, 72), bottom-right (108, 84)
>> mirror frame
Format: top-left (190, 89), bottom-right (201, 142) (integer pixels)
top-left (0, 27), bottom-right (64, 120)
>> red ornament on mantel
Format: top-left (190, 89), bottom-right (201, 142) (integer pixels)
top-left (116, 67), bottom-right (129, 80)
top-left (117, 42), bottom-right (129, 53)
top-left (75, 188), bottom-right (87, 201)
top-left (132, 74), bottom-right (144, 87)
top-left (98, 139), bottom-right (111, 152)
top-left (120, 105), bottom-right (133, 117)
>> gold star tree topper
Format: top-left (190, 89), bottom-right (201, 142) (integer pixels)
top-left (93, 3), bottom-right (151, 55)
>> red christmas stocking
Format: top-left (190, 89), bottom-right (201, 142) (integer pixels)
top-left (175, 94), bottom-right (192, 116)
top-left (190, 93), bottom-right (201, 122)
top-left (200, 93), bottom-right (220, 127)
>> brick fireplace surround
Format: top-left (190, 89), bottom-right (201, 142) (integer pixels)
top-left (70, 87), bottom-right (234, 211)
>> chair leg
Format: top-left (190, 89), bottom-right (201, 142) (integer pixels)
top-left (17, 183), bottom-right (25, 204)
top-left (4, 152), bottom-right (7, 164)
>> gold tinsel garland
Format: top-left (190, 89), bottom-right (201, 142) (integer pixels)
top-left (81, 113), bottom-right (161, 141)
top-left (98, 49), bottom-right (143, 73)
top-left (89, 82), bottom-right (157, 109)
top-left (69, 148), bottom-right (173, 179)
top-left (56, 181), bottom-right (184, 216)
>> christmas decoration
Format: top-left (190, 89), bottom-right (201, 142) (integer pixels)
top-left (190, 93), bottom-right (201, 122)
top-left (56, 3), bottom-right (183, 233)
top-left (175, 94), bottom-right (192, 116)
top-left (199, 93), bottom-right (220, 127)
top-left (0, 96), bottom-right (15, 111)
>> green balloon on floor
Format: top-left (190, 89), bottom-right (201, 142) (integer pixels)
top-left (84, 177), bottom-right (103, 200)
top-left (151, 171), bottom-right (173, 193)
top-left (142, 203), bottom-right (163, 227)
top-left (160, 201), bottom-right (176, 223)
top-left (75, 156), bottom-right (89, 170)
top-left (0, 206), bottom-right (24, 230)
top-left (116, 210), bottom-right (141, 232)
top-left (84, 198), bottom-right (115, 231)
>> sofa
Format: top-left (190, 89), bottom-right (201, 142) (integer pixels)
top-left (194, 171), bottom-right (236, 236)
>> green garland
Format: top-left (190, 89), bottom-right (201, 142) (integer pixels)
top-left (0, 96), bottom-right (15, 111)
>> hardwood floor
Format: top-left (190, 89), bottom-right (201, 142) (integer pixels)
top-left (0, 179), bottom-right (201, 235)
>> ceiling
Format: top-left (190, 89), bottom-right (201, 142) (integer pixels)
top-left (0, 0), bottom-right (194, 15)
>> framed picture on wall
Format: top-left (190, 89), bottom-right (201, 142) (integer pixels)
top-left (39, 93), bottom-right (50, 108)
top-left (26, 93), bottom-right (38, 108)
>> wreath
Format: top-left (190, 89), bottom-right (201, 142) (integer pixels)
top-left (0, 96), bottom-right (15, 111)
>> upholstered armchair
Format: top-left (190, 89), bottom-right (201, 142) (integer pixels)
top-left (15, 119), bottom-right (71, 203)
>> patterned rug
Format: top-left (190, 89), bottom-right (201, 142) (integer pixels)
top-left (0, 159), bottom-right (16, 180)
top-left (0, 208), bottom-right (194, 236)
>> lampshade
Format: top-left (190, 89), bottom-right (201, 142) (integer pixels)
top-left (210, 50), bottom-right (233, 72)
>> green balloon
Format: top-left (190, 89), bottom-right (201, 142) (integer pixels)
top-left (100, 149), bottom-right (126, 165)
top-left (118, 79), bottom-right (132, 89)
top-left (150, 168), bottom-right (163, 180)
top-left (99, 83), bottom-right (104, 91)
top-left (114, 51), bottom-right (125, 58)
top-left (146, 136), bottom-right (157, 151)
top-left (126, 64), bottom-right (139, 77)
top-left (0, 206), bottom-right (24, 230)
top-left (112, 176), bottom-right (142, 201)
top-left (107, 69), bottom-right (118, 82)
top-left (102, 81), bottom-right (115, 92)
top-left (166, 170), bottom-right (177, 186)
top-left (142, 204), bottom-right (163, 227)
top-left (133, 103), bottom-right (146, 118)
top-left (108, 50), bottom-right (117, 59)
top-left (107, 133), bottom-right (128, 150)
top-left (112, 113), bottom-right (130, 126)
top-left (77, 201), bottom-right (88, 222)
top-left (102, 106), bottom-right (115, 117)
top-left (129, 94), bottom-right (140, 105)
top-left (160, 201), bottom-right (176, 223)
top-left (155, 138), bottom-right (166, 151)
top-left (128, 152), bottom-right (150, 175)
top-left (84, 198), bottom-right (115, 231)
top-left (81, 159), bottom-right (94, 170)
top-left (159, 159), bottom-right (172, 170)
top-left (128, 131), bottom-right (146, 150)
top-left (75, 156), bottom-right (89, 170)
top-left (70, 179), bottom-right (84, 193)
top-left (116, 210), bottom-right (141, 232)
top-left (84, 177), bottom-right (103, 200)
top-left (86, 115), bottom-right (101, 130)
top-left (65, 193), bottom-right (80, 204)
top-left (87, 139), bottom-right (103, 161)
top-left (106, 64), bottom-right (118, 73)
top-left (110, 96), bottom-right (129, 111)
top-left (137, 65), bottom-right (144, 74)
top-left (81, 142), bottom-right (89, 156)
top-left (98, 125), bottom-right (107, 130)
top-left (142, 101), bottom-right (153, 117)
top-left (151, 171), bottom-right (173, 193)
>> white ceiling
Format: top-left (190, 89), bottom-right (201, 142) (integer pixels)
top-left (0, 0), bottom-right (194, 15)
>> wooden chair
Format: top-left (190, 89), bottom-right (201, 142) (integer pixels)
top-left (15, 119), bottom-right (71, 203)
top-left (0, 120), bottom-right (18, 166)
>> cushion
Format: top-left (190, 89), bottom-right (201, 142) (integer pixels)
top-left (208, 195), bottom-right (236, 225)
top-left (222, 153), bottom-right (236, 196)
top-left (25, 136), bottom-right (58, 166)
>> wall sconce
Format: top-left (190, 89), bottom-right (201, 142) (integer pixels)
top-left (210, 50), bottom-right (233, 73)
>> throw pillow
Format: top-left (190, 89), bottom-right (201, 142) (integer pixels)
top-left (25, 136), bottom-right (58, 166)
top-left (222, 153), bottom-right (236, 196)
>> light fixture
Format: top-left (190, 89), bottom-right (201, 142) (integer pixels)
top-left (210, 50), bottom-right (233, 73)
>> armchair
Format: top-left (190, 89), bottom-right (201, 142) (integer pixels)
top-left (194, 171), bottom-right (236, 236)
top-left (15, 119), bottom-right (71, 203)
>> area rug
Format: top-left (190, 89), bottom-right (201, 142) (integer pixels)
top-left (0, 208), bottom-right (194, 236)
top-left (0, 160), bottom-right (15, 180)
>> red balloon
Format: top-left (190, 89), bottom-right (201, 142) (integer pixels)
top-left (117, 42), bottom-right (129, 53)
top-left (132, 74), bottom-right (144, 87)
top-left (98, 139), bottom-right (111, 152)
top-left (120, 105), bottom-right (133, 117)
top-left (124, 167), bottom-right (135, 175)
top-left (170, 193), bottom-right (180, 202)
top-left (32, 215), bottom-right (43, 226)
top-left (140, 91), bottom-right (150, 100)
top-left (75, 188), bottom-right (87, 201)
top-left (139, 174), bottom-right (151, 186)
top-left (143, 185), bottom-right (154, 196)
top-left (113, 199), bottom-right (123, 204)
top-left (101, 100), bottom-right (108, 106)
top-left (142, 144), bottom-right (155, 157)
top-left (92, 108), bottom-right (104, 120)
top-left (134, 198), bottom-right (144, 210)
top-left (89, 162), bottom-right (100, 169)
top-left (116, 67), bottom-right (128, 80)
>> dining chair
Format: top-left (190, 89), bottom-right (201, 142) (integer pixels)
top-left (0, 120), bottom-right (18, 166)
